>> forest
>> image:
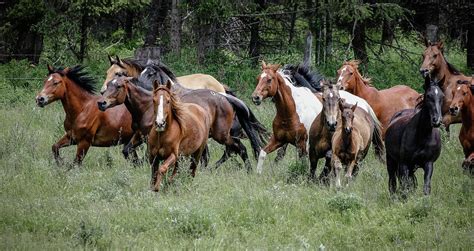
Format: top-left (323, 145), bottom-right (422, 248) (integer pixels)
top-left (0, 0), bottom-right (473, 249)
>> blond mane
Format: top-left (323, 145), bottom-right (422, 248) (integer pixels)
top-left (343, 60), bottom-right (373, 87)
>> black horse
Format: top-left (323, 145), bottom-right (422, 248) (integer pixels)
top-left (137, 61), bottom-right (268, 169)
top-left (385, 77), bottom-right (443, 197)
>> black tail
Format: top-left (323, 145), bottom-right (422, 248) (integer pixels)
top-left (225, 88), bottom-right (269, 144)
top-left (223, 94), bottom-right (263, 160)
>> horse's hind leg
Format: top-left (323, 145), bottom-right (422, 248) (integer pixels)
top-left (231, 138), bottom-right (251, 172)
top-left (257, 136), bottom-right (284, 174)
top-left (319, 151), bottom-right (332, 186)
top-left (52, 133), bottom-right (73, 165)
top-left (399, 163), bottom-right (410, 199)
top-left (74, 140), bottom-right (91, 166)
top-left (308, 146), bottom-right (319, 181)
top-left (387, 156), bottom-right (397, 195)
top-left (274, 144), bottom-right (288, 163)
top-left (422, 162), bottom-right (434, 195)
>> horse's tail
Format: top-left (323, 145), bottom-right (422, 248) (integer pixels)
top-left (223, 86), bottom-right (269, 144)
top-left (221, 93), bottom-right (263, 160)
top-left (370, 112), bottom-right (386, 163)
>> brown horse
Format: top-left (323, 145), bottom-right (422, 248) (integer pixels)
top-left (449, 78), bottom-right (474, 173)
top-left (331, 100), bottom-right (383, 187)
top-left (337, 60), bottom-right (420, 136)
top-left (35, 65), bottom-right (134, 165)
top-left (148, 81), bottom-right (210, 191)
top-left (101, 55), bottom-right (226, 93)
top-left (420, 41), bottom-right (471, 131)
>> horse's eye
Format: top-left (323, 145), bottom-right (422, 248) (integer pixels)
top-left (266, 79), bottom-right (272, 84)
top-left (53, 81), bottom-right (59, 85)
top-left (433, 54), bottom-right (437, 59)
top-left (167, 100), bottom-right (170, 104)
top-left (349, 72), bottom-right (353, 75)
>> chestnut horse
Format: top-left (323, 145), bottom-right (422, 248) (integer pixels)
top-left (420, 41), bottom-right (471, 131)
top-left (337, 60), bottom-right (420, 136)
top-left (385, 77), bottom-right (443, 197)
top-left (252, 62), bottom-right (381, 173)
top-left (449, 78), bottom-right (474, 173)
top-left (101, 55), bottom-right (226, 93)
top-left (35, 65), bottom-right (134, 165)
top-left (148, 81), bottom-right (210, 191)
top-left (331, 100), bottom-right (383, 187)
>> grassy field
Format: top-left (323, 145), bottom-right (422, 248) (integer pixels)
top-left (0, 41), bottom-right (473, 249)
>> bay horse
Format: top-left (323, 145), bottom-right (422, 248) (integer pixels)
top-left (148, 81), bottom-right (210, 192)
top-left (385, 77), bottom-right (443, 197)
top-left (137, 62), bottom-right (265, 170)
top-left (252, 62), bottom-right (382, 173)
top-left (101, 55), bottom-right (227, 93)
top-left (331, 100), bottom-right (384, 187)
top-left (35, 65), bottom-right (134, 165)
top-left (449, 78), bottom-right (474, 174)
top-left (337, 60), bottom-right (420, 136)
top-left (420, 41), bottom-right (471, 131)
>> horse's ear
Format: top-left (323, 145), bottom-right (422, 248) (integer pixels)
top-left (153, 80), bottom-right (160, 91)
top-left (271, 64), bottom-right (281, 71)
top-left (108, 55), bottom-right (115, 65)
top-left (47, 64), bottom-right (54, 74)
top-left (261, 60), bottom-right (267, 69)
top-left (351, 102), bottom-right (357, 113)
top-left (165, 79), bottom-right (172, 90)
top-left (338, 99), bottom-right (345, 111)
top-left (438, 41), bottom-right (444, 51)
top-left (63, 67), bottom-right (71, 74)
top-left (115, 55), bottom-right (124, 68)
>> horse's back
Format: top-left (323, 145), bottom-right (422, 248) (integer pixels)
top-left (353, 108), bottom-right (373, 146)
top-left (177, 74), bottom-right (226, 93)
top-left (379, 85), bottom-right (420, 107)
top-left (181, 103), bottom-right (210, 152)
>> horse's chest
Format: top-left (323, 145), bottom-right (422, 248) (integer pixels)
top-left (337, 150), bottom-right (356, 165)
top-left (273, 120), bottom-right (306, 142)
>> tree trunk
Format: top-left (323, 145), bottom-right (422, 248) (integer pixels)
top-left (196, 23), bottom-right (212, 64)
top-left (467, 24), bottom-right (474, 70)
top-left (170, 0), bottom-right (181, 55)
top-left (306, 0), bottom-right (319, 66)
top-left (353, 20), bottom-right (368, 65)
top-left (79, 7), bottom-right (88, 63)
top-left (380, 19), bottom-right (394, 52)
top-left (124, 9), bottom-right (134, 41)
top-left (324, 1), bottom-right (332, 62)
top-left (248, 0), bottom-right (266, 66)
top-left (144, 0), bottom-right (163, 47)
top-left (288, 0), bottom-right (298, 45)
top-left (303, 31), bottom-right (313, 67)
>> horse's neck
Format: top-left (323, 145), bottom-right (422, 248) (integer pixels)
top-left (170, 82), bottom-right (188, 96)
top-left (126, 84), bottom-right (153, 125)
top-left (273, 75), bottom-right (299, 121)
top-left (461, 96), bottom-right (474, 128)
top-left (341, 130), bottom-right (354, 150)
top-left (436, 56), bottom-right (454, 91)
top-left (353, 74), bottom-right (377, 99)
top-left (411, 106), bottom-right (434, 138)
top-left (62, 81), bottom-right (95, 120)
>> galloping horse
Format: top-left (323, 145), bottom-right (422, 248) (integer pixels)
top-left (98, 77), bottom-right (155, 159)
top-left (385, 77), bottom-right (443, 197)
top-left (101, 55), bottom-right (226, 93)
top-left (449, 78), bottom-right (474, 173)
top-left (331, 100), bottom-right (384, 187)
top-left (252, 62), bottom-right (382, 173)
top-left (337, 60), bottom-right (420, 136)
top-left (148, 81), bottom-right (210, 191)
top-left (138, 62), bottom-right (265, 170)
top-left (35, 65), bottom-right (134, 165)
top-left (420, 41), bottom-right (471, 131)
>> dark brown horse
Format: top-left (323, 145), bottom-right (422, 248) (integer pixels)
top-left (385, 77), bottom-right (443, 197)
top-left (148, 81), bottom-right (210, 191)
top-left (337, 60), bottom-right (420, 136)
top-left (35, 65), bottom-right (134, 165)
top-left (420, 41), bottom-right (471, 131)
top-left (449, 78), bottom-right (474, 173)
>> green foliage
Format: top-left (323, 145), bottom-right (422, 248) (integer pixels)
top-left (327, 193), bottom-right (364, 214)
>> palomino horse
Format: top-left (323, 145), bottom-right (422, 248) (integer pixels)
top-left (98, 77), bottom-right (155, 160)
top-left (148, 81), bottom-right (210, 191)
top-left (331, 100), bottom-right (384, 187)
top-left (101, 55), bottom-right (226, 93)
top-left (449, 78), bottom-right (474, 173)
top-left (385, 77), bottom-right (443, 197)
top-left (337, 60), bottom-right (420, 136)
top-left (35, 65), bottom-right (134, 165)
top-left (420, 41), bottom-right (471, 131)
top-left (252, 61), bottom-right (381, 173)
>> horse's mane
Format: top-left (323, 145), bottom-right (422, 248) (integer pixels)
top-left (119, 58), bottom-right (146, 71)
top-left (155, 86), bottom-right (186, 135)
top-left (56, 65), bottom-right (96, 94)
top-left (446, 61), bottom-right (460, 75)
top-left (343, 60), bottom-right (373, 87)
top-left (282, 64), bottom-right (324, 92)
top-left (152, 61), bottom-right (178, 83)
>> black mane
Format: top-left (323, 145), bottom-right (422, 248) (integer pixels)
top-left (446, 61), bottom-right (460, 75)
top-left (282, 64), bottom-right (324, 92)
top-left (120, 58), bottom-right (146, 71)
top-left (56, 65), bottom-right (96, 94)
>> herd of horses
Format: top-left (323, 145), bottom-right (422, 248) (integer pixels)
top-left (35, 41), bottom-right (473, 196)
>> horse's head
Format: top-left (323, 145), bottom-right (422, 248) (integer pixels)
top-left (449, 79), bottom-right (473, 116)
top-left (36, 64), bottom-right (70, 107)
top-left (101, 55), bottom-right (129, 94)
top-left (337, 61), bottom-right (362, 91)
top-left (152, 80), bottom-right (174, 132)
top-left (98, 77), bottom-right (132, 111)
top-left (424, 78), bottom-right (444, 127)
top-left (420, 41), bottom-right (444, 78)
top-left (252, 61), bottom-right (281, 105)
top-left (339, 100), bottom-right (357, 134)
top-left (138, 63), bottom-right (160, 89)
top-left (321, 79), bottom-right (340, 131)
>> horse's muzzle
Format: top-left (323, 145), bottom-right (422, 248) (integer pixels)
top-left (344, 127), bottom-right (352, 134)
top-left (419, 68), bottom-right (430, 78)
top-left (36, 96), bottom-right (47, 107)
top-left (431, 117), bottom-right (442, 128)
top-left (155, 121), bottom-right (166, 132)
top-left (449, 106), bottom-right (459, 116)
top-left (252, 95), bottom-right (262, 106)
top-left (97, 101), bottom-right (108, 111)
top-left (327, 121), bottom-right (337, 132)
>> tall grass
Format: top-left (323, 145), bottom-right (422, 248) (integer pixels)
top-left (0, 40), bottom-right (472, 249)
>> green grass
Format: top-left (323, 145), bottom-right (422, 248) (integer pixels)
top-left (0, 40), bottom-right (473, 249)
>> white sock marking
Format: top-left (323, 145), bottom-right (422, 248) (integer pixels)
top-left (256, 150), bottom-right (267, 174)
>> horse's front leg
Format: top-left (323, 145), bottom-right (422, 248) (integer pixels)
top-left (331, 155), bottom-right (343, 188)
top-left (399, 163), bottom-right (410, 199)
top-left (122, 132), bottom-right (143, 160)
top-left (52, 133), bottom-right (73, 165)
top-left (345, 159), bottom-right (357, 180)
top-left (153, 153), bottom-right (177, 192)
top-left (256, 135), bottom-right (284, 174)
top-left (74, 140), bottom-right (91, 166)
top-left (423, 161), bottom-right (434, 195)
